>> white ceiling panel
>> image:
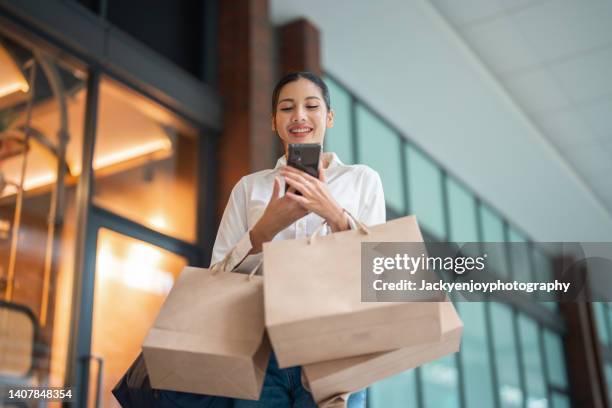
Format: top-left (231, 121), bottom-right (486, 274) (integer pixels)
top-left (510, 0), bottom-right (612, 63)
top-left (462, 17), bottom-right (540, 75)
top-left (504, 68), bottom-right (572, 112)
top-left (430, 0), bottom-right (505, 27)
top-left (500, 0), bottom-right (542, 10)
top-left (578, 97), bottom-right (612, 141)
top-left (550, 45), bottom-right (612, 103)
top-left (534, 110), bottom-right (594, 147)
top-left (564, 144), bottom-right (612, 179)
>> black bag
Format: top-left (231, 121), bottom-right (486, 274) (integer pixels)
top-left (112, 353), bottom-right (160, 407)
top-left (112, 353), bottom-right (233, 408)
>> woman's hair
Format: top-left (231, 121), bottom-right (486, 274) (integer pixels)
top-left (271, 71), bottom-right (331, 113)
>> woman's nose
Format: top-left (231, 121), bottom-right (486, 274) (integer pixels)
top-left (291, 106), bottom-right (307, 122)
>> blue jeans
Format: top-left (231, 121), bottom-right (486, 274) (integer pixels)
top-left (233, 353), bottom-right (366, 408)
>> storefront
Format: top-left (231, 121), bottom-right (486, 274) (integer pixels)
top-left (0, 2), bottom-right (220, 405)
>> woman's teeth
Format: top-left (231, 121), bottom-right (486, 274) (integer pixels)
top-left (290, 128), bottom-right (311, 133)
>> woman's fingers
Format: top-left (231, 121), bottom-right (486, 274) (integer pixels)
top-left (281, 165), bottom-right (318, 184)
top-left (318, 159), bottom-right (326, 182)
top-left (271, 177), bottom-right (281, 200)
top-left (285, 191), bottom-right (309, 206)
top-left (284, 173), bottom-right (311, 194)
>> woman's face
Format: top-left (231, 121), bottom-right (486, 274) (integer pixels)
top-left (272, 78), bottom-right (334, 150)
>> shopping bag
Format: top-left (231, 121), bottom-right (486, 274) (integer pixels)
top-left (142, 255), bottom-right (270, 400)
top-left (263, 213), bottom-right (444, 368)
top-left (302, 301), bottom-right (463, 407)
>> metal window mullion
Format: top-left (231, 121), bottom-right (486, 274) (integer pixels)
top-left (441, 170), bottom-right (451, 242)
top-left (64, 69), bottom-right (100, 408)
top-left (350, 95), bottom-right (359, 165)
top-left (538, 324), bottom-right (554, 407)
top-left (415, 366), bottom-right (425, 408)
top-left (514, 310), bottom-right (528, 408)
top-left (503, 219), bottom-right (514, 281)
top-left (476, 198), bottom-right (502, 408)
top-left (401, 141), bottom-right (411, 216)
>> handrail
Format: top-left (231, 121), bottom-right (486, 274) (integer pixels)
top-left (0, 300), bottom-right (38, 380)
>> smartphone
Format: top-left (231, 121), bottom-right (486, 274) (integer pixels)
top-left (285, 143), bottom-right (321, 194)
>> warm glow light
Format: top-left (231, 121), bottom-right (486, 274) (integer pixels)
top-left (96, 241), bottom-right (173, 295)
top-left (0, 139), bottom-right (171, 197)
top-left (149, 215), bottom-right (167, 230)
top-left (0, 81), bottom-right (29, 98)
top-left (127, 242), bottom-right (162, 266)
top-left (0, 44), bottom-right (30, 98)
top-left (92, 139), bottom-right (172, 170)
top-left (0, 173), bottom-right (57, 197)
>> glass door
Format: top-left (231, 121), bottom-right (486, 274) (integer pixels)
top-left (88, 227), bottom-right (188, 407)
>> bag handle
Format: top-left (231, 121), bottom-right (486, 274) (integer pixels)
top-left (211, 248), bottom-right (236, 275)
top-left (308, 208), bottom-right (370, 244)
top-left (247, 259), bottom-right (264, 281)
top-left (318, 394), bottom-right (350, 408)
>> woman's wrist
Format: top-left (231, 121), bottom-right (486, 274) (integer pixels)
top-left (327, 206), bottom-right (350, 232)
top-left (249, 220), bottom-right (276, 253)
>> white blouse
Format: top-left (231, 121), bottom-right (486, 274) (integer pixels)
top-left (210, 152), bottom-right (387, 273)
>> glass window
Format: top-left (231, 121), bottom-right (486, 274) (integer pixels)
top-left (606, 364), bottom-right (612, 404)
top-left (508, 228), bottom-right (532, 282)
top-left (356, 104), bottom-right (404, 212)
top-left (543, 329), bottom-right (568, 389)
top-left (593, 302), bottom-right (610, 347)
top-left (406, 145), bottom-right (445, 239)
top-left (532, 248), bottom-right (557, 310)
top-left (422, 355), bottom-right (460, 408)
top-left (518, 314), bottom-right (548, 408)
top-left (551, 393), bottom-right (571, 408)
top-left (0, 35), bottom-right (86, 389)
top-left (93, 77), bottom-right (199, 243)
top-left (446, 177), bottom-right (478, 242)
top-left (480, 205), bottom-right (509, 278)
top-left (456, 302), bottom-right (496, 408)
top-left (91, 228), bottom-right (188, 407)
top-left (369, 369), bottom-right (418, 407)
top-left (490, 303), bottom-right (523, 408)
top-left (324, 76), bottom-right (354, 164)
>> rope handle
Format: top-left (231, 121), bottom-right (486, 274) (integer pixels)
top-left (308, 208), bottom-right (370, 244)
top-left (247, 259), bottom-right (263, 280)
top-left (211, 247), bottom-right (236, 275)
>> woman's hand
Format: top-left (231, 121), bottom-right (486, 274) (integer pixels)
top-left (249, 177), bottom-right (309, 253)
top-left (280, 162), bottom-right (349, 232)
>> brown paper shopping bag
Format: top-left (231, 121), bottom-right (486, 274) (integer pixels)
top-left (142, 256), bottom-right (270, 400)
top-left (263, 214), bottom-right (444, 368)
top-left (302, 301), bottom-right (463, 407)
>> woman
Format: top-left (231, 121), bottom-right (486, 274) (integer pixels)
top-left (210, 71), bottom-right (386, 408)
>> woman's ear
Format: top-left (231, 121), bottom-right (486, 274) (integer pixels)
top-left (326, 108), bottom-right (335, 128)
top-left (271, 114), bottom-right (276, 131)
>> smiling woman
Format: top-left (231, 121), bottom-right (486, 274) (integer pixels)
top-left (157, 71), bottom-right (385, 407)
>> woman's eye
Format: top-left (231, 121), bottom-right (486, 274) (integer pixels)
top-left (306, 105), bottom-right (319, 109)
top-left (280, 107), bottom-right (293, 112)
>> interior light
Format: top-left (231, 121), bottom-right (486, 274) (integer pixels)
top-left (0, 45), bottom-right (29, 98)
top-left (149, 215), bottom-right (168, 230)
top-left (91, 139), bottom-right (172, 171)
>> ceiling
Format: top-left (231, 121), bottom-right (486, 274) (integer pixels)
top-left (430, 0), bottom-right (612, 217)
top-left (270, 0), bottom-right (612, 242)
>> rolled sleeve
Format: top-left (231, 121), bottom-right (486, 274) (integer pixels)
top-left (210, 178), bottom-right (261, 274)
top-left (358, 168), bottom-right (387, 226)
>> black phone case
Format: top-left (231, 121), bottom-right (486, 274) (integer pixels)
top-left (285, 143), bottom-right (321, 194)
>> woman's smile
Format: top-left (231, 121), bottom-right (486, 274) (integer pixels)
top-left (288, 124), bottom-right (314, 138)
